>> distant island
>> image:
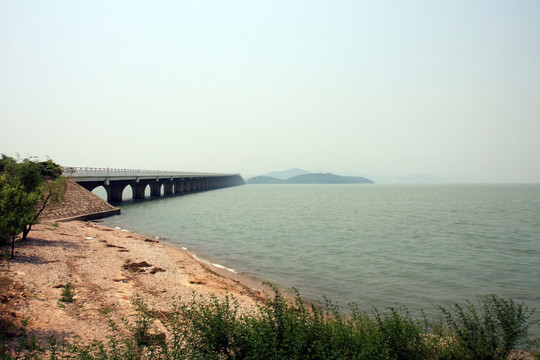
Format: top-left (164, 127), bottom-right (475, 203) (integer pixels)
top-left (245, 168), bottom-right (481, 184)
top-left (247, 172), bottom-right (374, 185)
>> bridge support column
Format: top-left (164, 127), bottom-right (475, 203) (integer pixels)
top-left (150, 181), bottom-right (161, 197)
top-left (164, 180), bottom-right (174, 195)
top-left (101, 185), bottom-right (113, 203)
top-left (108, 183), bottom-right (124, 203)
top-left (174, 179), bottom-right (184, 194)
top-left (132, 182), bottom-right (146, 199)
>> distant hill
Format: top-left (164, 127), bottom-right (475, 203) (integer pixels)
top-left (247, 172), bottom-right (374, 185)
top-left (264, 168), bottom-right (311, 180)
top-left (246, 176), bottom-right (286, 184)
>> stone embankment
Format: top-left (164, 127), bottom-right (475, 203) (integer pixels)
top-left (41, 180), bottom-right (120, 222)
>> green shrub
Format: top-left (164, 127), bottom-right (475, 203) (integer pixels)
top-left (181, 293), bottom-right (245, 359)
top-left (59, 282), bottom-right (74, 304)
top-left (439, 294), bottom-right (536, 360)
top-left (373, 306), bottom-right (430, 360)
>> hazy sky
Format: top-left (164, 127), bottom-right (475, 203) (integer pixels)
top-left (1, 1), bottom-right (539, 182)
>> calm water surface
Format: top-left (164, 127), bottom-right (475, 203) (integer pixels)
top-left (101, 184), bottom-right (540, 322)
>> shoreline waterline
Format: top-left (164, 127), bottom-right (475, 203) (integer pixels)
top-left (99, 220), bottom-right (300, 303)
top-left (154, 232), bottom-right (285, 300)
top-left (98, 184), bottom-right (540, 330)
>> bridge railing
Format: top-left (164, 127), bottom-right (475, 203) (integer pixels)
top-left (63, 167), bottom-right (238, 178)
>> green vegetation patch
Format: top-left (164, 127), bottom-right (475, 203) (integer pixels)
top-left (59, 282), bottom-right (75, 305)
top-left (2, 285), bottom-right (538, 359)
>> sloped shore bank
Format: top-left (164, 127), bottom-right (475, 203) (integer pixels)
top-left (40, 180), bottom-right (120, 222)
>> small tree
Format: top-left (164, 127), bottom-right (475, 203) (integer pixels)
top-left (0, 175), bottom-right (38, 258)
top-left (21, 175), bottom-right (66, 241)
top-left (0, 155), bottom-right (65, 258)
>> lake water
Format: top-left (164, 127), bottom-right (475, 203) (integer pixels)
top-left (100, 184), bottom-right (540, 326)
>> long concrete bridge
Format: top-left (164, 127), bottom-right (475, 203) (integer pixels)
top-left (63, 167), bottom-right (245, 203)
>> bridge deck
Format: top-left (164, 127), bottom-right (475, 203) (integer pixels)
top-left (63, 167), bottom-right (241, 181)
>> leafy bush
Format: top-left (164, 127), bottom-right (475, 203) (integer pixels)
top-left (2, 287), bottom-right (538, 359)
top-left (59, 282), bottom-right (75, 304)
top-left (373, 306), bottom-right (429, 360)
top-left (439, 295), bottom-right (537, 360)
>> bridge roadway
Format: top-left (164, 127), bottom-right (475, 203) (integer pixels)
top-left (63, 167), bottom-right (245, 203)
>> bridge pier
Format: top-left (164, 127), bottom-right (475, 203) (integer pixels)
top-left (164, 180), bottom-right (174, 195)
top-left (174, 179), bottom-right (184, 194)
top-left (150, 181), bottom-right (162, 197)
top-left (132, 182), bottom-right (146, 200)
top-left (108, 185), bottom-right (123, 203)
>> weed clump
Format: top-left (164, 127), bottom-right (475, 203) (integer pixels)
top-left (439, 295), bottom-right (537, 359)
top-left (59, 282), bottom-right (74, 304)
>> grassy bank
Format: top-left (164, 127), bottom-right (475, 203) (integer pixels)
top-left (2, 284), bottom-right (539, 360)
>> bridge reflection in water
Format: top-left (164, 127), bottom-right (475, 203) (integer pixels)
top-left (63, 167), bottom-right (245, 203)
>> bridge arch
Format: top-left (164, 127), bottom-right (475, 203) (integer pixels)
top-left (158, 183), bottom-right (165, 196)
top-left (122, 186), bottom-right (133, 201)
top-left (91, 185), bottom-right (108, 202)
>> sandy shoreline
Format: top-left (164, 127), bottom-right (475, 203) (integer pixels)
top-left (0, 220), bottom-right (269, 349)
